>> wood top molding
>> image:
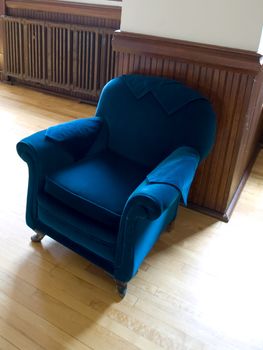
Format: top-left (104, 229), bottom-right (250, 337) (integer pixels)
top-left (5, 0), bottom-right (122, 19)
top-left (113, 31), bottom-right (262, 74)
top-left (0, 0), bottom-right (5, 14)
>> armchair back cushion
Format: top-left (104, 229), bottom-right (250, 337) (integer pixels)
top-left (96, 75), bottom-right (216, 167)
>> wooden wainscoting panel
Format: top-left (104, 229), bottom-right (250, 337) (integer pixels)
top-left (113, 31), bottom-right (263, 220)
top-left (0, 0), bottom-right (6, 80)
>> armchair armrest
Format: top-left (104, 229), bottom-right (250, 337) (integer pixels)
top-left (45, 116), bottom-right (102, 159)
top-left (147, 146), bottom-right (200, 205)
top-left (115, 181), bottom-right (180, 282)
top-left (124, 180), bottom-right (180, 221)
top-left (16, 117), bottom-right (102, 228)
top-left (114, 146), bottom-right (200, 282)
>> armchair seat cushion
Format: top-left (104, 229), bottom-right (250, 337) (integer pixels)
top-left (44, 150), bottom-right (150, 229)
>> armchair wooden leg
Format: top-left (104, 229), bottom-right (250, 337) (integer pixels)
top-left (116, 280), bottom-right (127, 298)
top-left (31, 231), bottom-right (45, 242)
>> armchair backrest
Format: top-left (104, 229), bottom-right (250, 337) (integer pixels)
top-left (96, 75), bottom-right (216, 167)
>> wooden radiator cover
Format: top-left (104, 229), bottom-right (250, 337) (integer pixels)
top-left (1, 16), bottom-right (116, 102)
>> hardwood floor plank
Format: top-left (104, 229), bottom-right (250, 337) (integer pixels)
top-left (0, 292), bottom-right (92, 350)
top-left (0, 335), bottom-right (20, 350)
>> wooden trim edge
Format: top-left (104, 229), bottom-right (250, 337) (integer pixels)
top-left (185, 203), bottom-right (229, 223)
top-left (6, 0), bottom-right (122, 20)
top-left (113, 30), bottom-right (262, 73)
top-left (224, 145), bottom-right (261, 221)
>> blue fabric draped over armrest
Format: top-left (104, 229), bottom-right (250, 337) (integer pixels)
top-left (45, 116), bottom-right (102, 159)
top-left (147, 146), bottom-right (200, 205)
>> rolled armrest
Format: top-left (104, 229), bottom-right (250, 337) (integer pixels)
top-left (16, 117), bottom-right (102, 228)
top-left (17, 130), bottom-right (76, 228)
top-left (124, 180), bottom-right (181, 221)
top-left (114, 181), bottom-right (180, 282)
top-left (45, 116), bottom-right (102, 159)
top-left (17, 130), bottom-right (75, 179)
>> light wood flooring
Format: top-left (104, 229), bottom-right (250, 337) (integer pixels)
top-left (0, 83), bottom-right (263, 350)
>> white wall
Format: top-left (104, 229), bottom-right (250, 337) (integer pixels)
top-left (121, 0), bottom-right (263, 52)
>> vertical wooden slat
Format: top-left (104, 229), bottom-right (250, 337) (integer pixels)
top-left (18, 21), bottom-right (23, 77)
top-left (73, 28), bottom-right (77, 88)
top-left (42, 24), bottom-right (46, 82)
top-left (66, 29), bottom-right (69, 87)
top-left (0, 0), bottom-right (6, 79)
top-left (55, 26), bottom-right (59, 83)
top-left (29, 23), bottom-right (32, 77)
top-left (81, 30), bottom-right (85, 89)
top-left (14, 22), bottom-right (18, 74)
top-left (23, 22), bottom-right (28, 78)
top-left (52, 27), bottom-right (55, 82)
top-left (35, 23), bottom-right (37, 78)
top-left (5, 21), bottom-right (10, 72)
top-left (47, 25), bottom-right (52, 83)
top-left (99, 31), bottom-right (106, 89)
top-left (85, 30), bottom-right (90, 90)
top-left (93, 30), bottom-right (99, 93)
top-left (78, 30), bottom-right (81, 88)
top-left (106, 33), bottom-right (110, 81)
top-left (10, 21), bottom-right (14, 73)
top-left (37, 24), bottom-right (41, 79)
top-left (62, 28), bottom-right (65, 85)
top-left (11, 21), bottom-right (15, 74)
top-left (89, 31), bottom-right (94, 90)
top-left (59, 26), bottom-right (62, 84)
top-left (33, 24), bottom-right (36, 78)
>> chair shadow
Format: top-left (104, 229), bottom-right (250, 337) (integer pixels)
top-left (148, 205), bottom-right (220, 258)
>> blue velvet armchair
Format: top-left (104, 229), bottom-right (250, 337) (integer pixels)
top-left (17, 75), bottom-right (216, 297)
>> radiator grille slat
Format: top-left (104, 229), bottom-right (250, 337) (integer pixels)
top-left (5, 19), bottom-right (24, 77)
top-left (2, 16), bottom-right (115, 100)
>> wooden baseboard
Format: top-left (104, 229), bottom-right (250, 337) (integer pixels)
top-left (4, 78), bottom-right (98, 105)
top-left (184, 203), bottom-right (228, 222)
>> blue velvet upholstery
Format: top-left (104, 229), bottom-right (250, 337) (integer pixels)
top-left (17, 74), bottom-right (216, 290)
top-left (45, 150), bottom-right (150, 228)
top-left (147, 146), bottom-right (200, 205)
top-left (45, 117), bottom-right (102, 159)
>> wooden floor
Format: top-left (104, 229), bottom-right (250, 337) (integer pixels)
top-left (0, 83), bottom-right (263, 350)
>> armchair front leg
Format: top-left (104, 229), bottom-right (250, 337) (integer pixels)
top-left (31, 230), bottom-right (46, 242)
top-left (116, 280), bottom-right (128, 298)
